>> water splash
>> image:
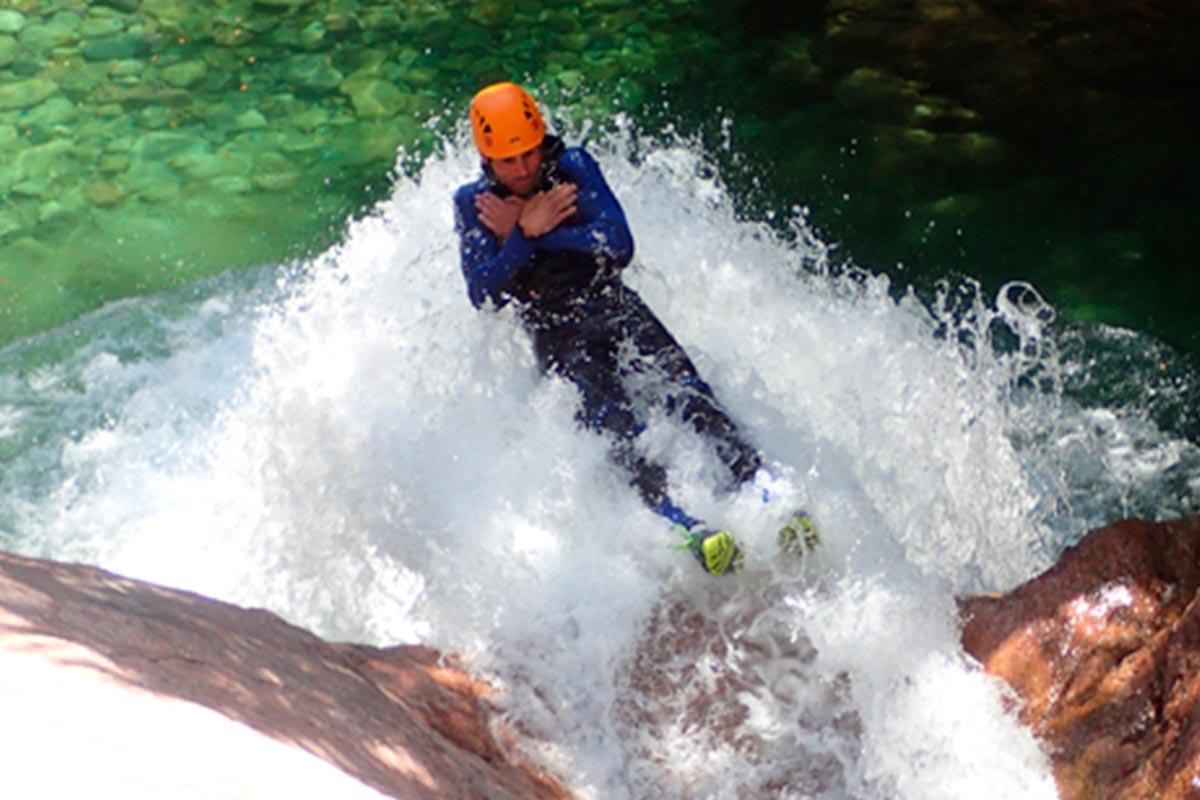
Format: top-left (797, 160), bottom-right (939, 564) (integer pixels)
top-left (1, 127), bottom-right (1195, 798)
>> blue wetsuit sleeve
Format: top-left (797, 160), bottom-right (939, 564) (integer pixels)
top-left (454, 184), bottom-right (535, 308)
top-left (536, 149), bottom-right (634, 271)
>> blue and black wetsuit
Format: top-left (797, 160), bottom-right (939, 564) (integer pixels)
top-left (453, 136), bottom-right (761, 526)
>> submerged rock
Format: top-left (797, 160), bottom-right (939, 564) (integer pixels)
top-left (95, 0), bottom-right (142, 12)
top-left (22, 96), bottom-right (78, 129)
top-left (469, 0), bottom-right (516, 27)
top-left (0, 11), bottom-right (28, 35)
top-left (961, 516), bottom-right (1200, 800)
top-left (230, 108), bottom-right (268, 130)
top-left (17, 11), bottom-right (83, 50)
top-left (142, 0), bottom-right (191, 28)
top-left (84, 179), bottom-right (128, 207)
top-left (0, 78), bottom-right (58, 111)
top-left (159, 59), bottom-right (207, 88)
top-left (131, 129), bottom-right (208, 160)
top-left (108, 58), bottom-right (148, 80)
top-left (0, 35), bottom-right (19, 67)
top-left (211, 174), bottom-right (253, 194)
top-left (170, 149), bottom-right (252, 180)
top-left (818, 0), bottom-right (1199, 155)
top-left (770, 33), bottom-right (826, 98)
top-left (80, 17), bottom-right (130, 40)
top-left (281, 53), bottom-right (345, 92)
top-left (343, 79), bottom-right (410, 119)
top-left (14, 138), bottom-right (77, 184)
top-left (0, 551), bottom-right (573, 800)
top-left (288, 105), bottom-right (332, 131)
top-left (82, 33), bottom-right (152, 62)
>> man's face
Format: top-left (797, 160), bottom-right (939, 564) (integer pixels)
top-left (489, 145), bottom-right (543, 197)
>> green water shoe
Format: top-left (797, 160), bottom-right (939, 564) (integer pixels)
top-left (676, 525), bottom-right (744, 576)
top-left (778, 510), bottom-right (820, 555)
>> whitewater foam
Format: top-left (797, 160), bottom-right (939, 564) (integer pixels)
top-left (2, 128), bottom-right (1195, 797)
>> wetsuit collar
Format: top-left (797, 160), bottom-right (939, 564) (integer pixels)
top-left (480, 135), bottom-right (566, 199)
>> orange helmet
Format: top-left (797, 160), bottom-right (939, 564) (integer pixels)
top-left (469, 82), bottom-right (546, 160)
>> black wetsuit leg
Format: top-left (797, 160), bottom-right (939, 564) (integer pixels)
top-left (530, 304), bottom-right (674, 512)
top-left (613, 291), bottom-right (762, 488)
top-left (527, 287), bottom-right (761, 512)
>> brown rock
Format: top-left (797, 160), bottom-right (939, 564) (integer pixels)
top-left (0, 550), bottom-right (571, 800)
top-left (960, 516), bottom-right (1200, 800)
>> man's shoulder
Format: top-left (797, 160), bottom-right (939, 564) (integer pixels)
top-left (552, 146), bottom-right (606, 189)
top-left (453, 176), bottom-right (488, 205)
top-left (558, 145), bottom-right (599, 172)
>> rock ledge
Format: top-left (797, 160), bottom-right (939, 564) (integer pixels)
top-left (0, 550), bottom-right (570, 800)
top-left (961, 517), bottom-right (1200, 800)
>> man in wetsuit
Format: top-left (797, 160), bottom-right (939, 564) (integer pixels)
top-left (453, 82), bottom-right (813, 575)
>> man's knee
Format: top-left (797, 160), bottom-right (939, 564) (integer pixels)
top-left (578, 398), bottom-right (642, 440)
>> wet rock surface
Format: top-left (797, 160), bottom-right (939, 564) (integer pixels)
top-left (961, 516), bottom-right (1200, 800)
top-left (0, 550), bottom-right (571, 800)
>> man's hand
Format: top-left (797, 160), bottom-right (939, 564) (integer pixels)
top-left (518, 183), bottom-right (577, 238)
top-left (475, 192), bottom-right (525, 240)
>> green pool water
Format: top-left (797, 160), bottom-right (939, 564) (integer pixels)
top-left (2, 0), bottom-right (1196, 363)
